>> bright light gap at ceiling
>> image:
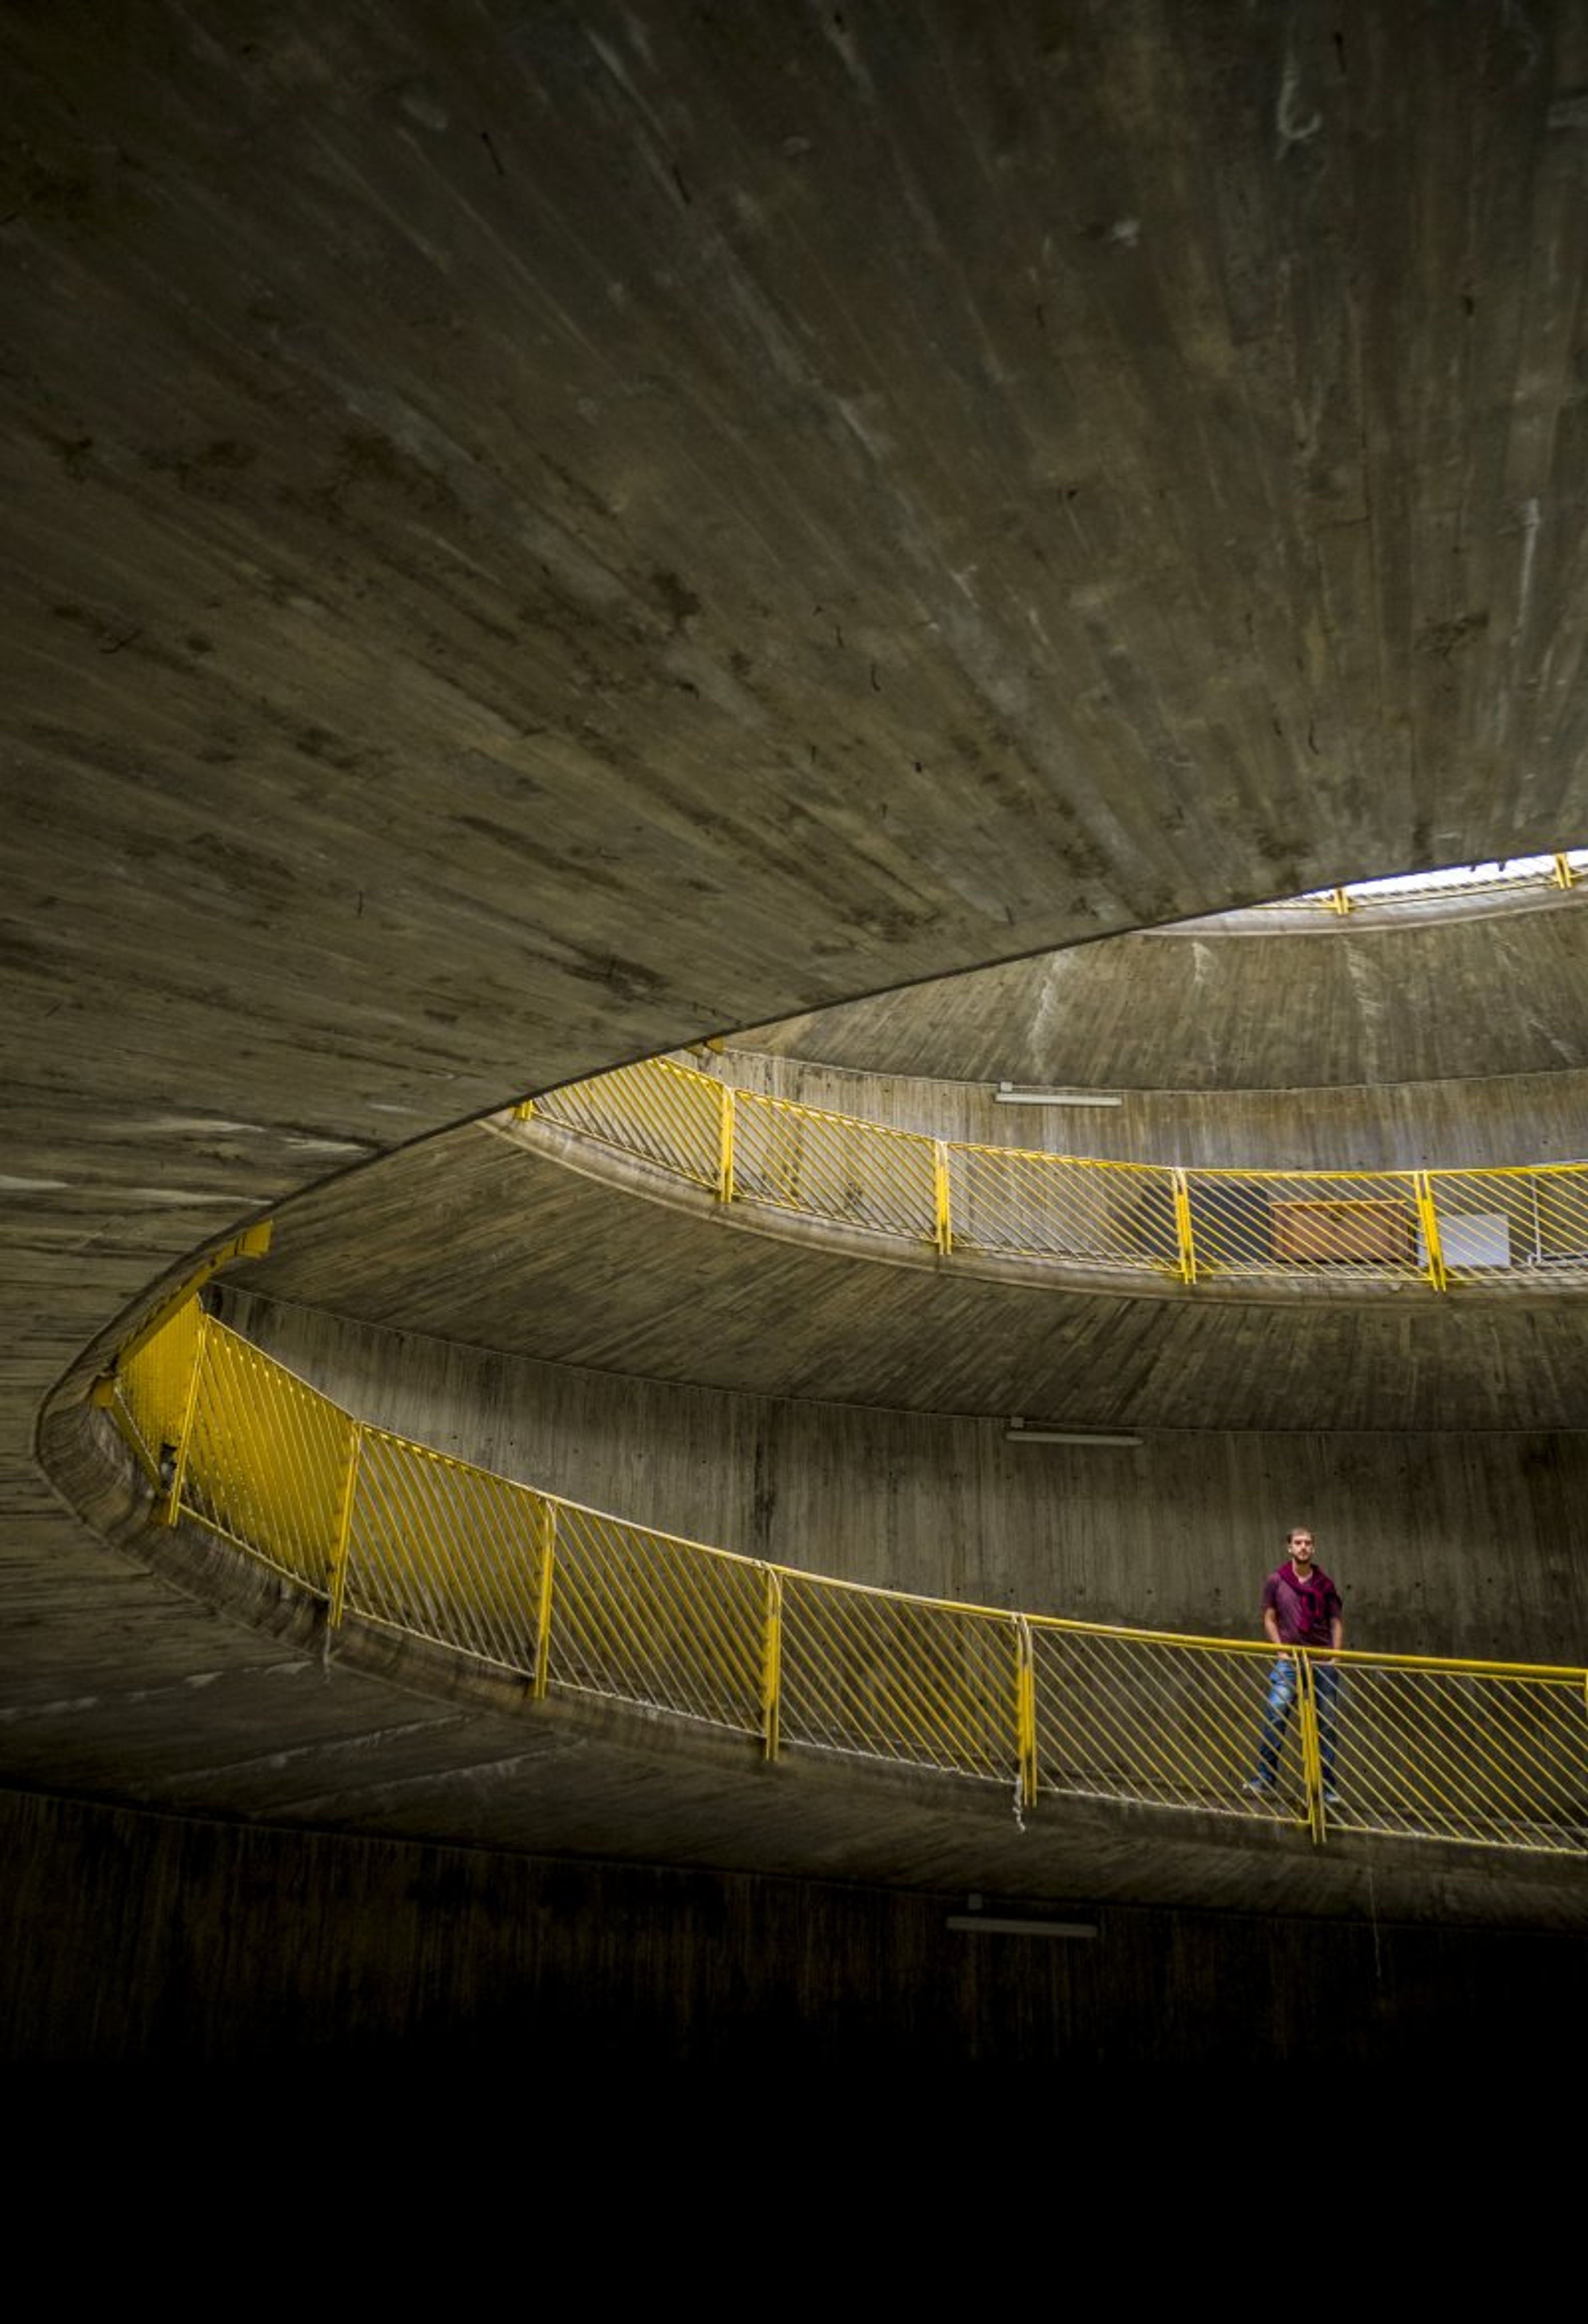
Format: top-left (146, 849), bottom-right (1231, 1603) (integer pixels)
top-left (1302, 850), bottom-right (1587, 902)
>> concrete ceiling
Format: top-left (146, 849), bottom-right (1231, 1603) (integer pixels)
top-left (7, 3), bottom-right (1588, 1920)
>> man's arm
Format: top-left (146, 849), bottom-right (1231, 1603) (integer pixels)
top-left (1328, 1580), bottom-right (1344, 1654)
top-left (1262, 1608), bottom-right (1281, 1647)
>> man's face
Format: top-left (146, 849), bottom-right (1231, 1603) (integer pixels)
top-left (1289, 1531), bottom-right (1316, 1573)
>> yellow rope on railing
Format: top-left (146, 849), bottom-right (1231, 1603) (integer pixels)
top-left (106, 1303), bottom-right (1588, 1863)
top-left (525, 1055), bottom-right (1588, 1293)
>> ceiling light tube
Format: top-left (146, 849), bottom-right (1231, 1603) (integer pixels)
top-left (946, 1916), bottom-right (1100, 1939)
top-left (995, 1082), bottom-right (1122, 1107)
top-left (1004, 1420), bottom-right (1141, 1448)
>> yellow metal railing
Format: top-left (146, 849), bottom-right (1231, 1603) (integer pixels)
top-left (520, 1055), bottom-right (1588, 1291)
top-left (105, 1303), bottom-right (1588, 1860)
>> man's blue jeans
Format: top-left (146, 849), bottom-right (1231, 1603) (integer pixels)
top-left (1255, 1656), bottom-right (1340, 1790)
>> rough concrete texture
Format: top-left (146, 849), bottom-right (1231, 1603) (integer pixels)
top-left (5, 5), bottom-right (1588, 2055)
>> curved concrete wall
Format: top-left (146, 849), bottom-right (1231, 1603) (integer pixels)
top-left (11, 1788), bottom-right (1579, 2072)
top-left (226, 1289), bottom-right (1588, 1668)
top-left (737, 898), bottom-right (1588, 1091)
top-left (710, 1049), bottom-right (1588, 1171)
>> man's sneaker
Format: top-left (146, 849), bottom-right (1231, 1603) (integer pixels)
top-left (1323, 1786), bottom-right (1342, 1807)
top-left (1244, 1777), bottom-right (1274, 1796)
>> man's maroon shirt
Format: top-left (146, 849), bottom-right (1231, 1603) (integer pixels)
top-left (1262, 1562), bottom-right (1341, 1648)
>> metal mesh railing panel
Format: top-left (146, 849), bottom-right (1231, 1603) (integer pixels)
top-left (1322, 1662), bottom-right (1588, 1852)
top-left (948, 1144), bottom-right (1173, 1268)
top-left (345, 1429), bottom-right (546, 1673)
top-left (731, 1089), bottom-right (937, 1239)
top-left (180, 1328), bottom-right (350, 1595)
top-left (778, 1577), bottom-right (1019, 1781)
top-left (1426, 1165), bottom-right (1588, 1283)
top-left (115, 1297), bottom-right (203, 1476)
top-left (546, 1501), bottom-right (765, 1734)
top-left (1184, 1168), bottom-right (1423, 1280)
top-left (536, 1054), bottom-right (723, 1189)
top-left (1032, 1624), bottom-right (1296, 1822)
top-left (525, 1058), bottom-right (1588, 1296)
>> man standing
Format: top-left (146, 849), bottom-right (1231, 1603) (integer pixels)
top-left (1248, 1527), bottom-right (1345, 1805)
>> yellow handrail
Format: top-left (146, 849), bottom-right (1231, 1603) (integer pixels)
top-left (525, 1055), bottom-right (1588, 1294)
top-left (105, 1303), bottom-right (1588, 1863)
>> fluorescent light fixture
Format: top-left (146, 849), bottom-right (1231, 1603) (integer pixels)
top-left (1004, 1419), bottom-right (1141, 1448)
top-left (946, 1915), bottom-right (1099, 1940)
top-left (995, 1081), bottom-right (1122, 1107)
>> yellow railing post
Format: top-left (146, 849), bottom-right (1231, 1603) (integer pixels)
top-left (932, 1139), bottom-right (953, 1255)
top-left (717, 1081), bottom-right (736, 1204)
top-left (532, 1496), bottom-right (558, 1698)
top-left (512, 1096), bottom-right (536, 1120)
top-left (1552, 851), bottom-right (1576, 889)
top-left (761, 1566), bottom-right (784, 1761)
top-left (1171, 1168), bottom-right (1198, 1285)
top-left (325, 1421), bottom-right (362, 1627)
top-left (1329, 885), bottom-right (1353, 915)
top-left (1015, 1616), bottom-right (1038, 1809)
top-left (158, 1309), bottom-right (209, 1525)
top-left (1296, 1654), bottom-right (1327, 1844)
top-left (1413, 1171), bottom-right (1448, 1290)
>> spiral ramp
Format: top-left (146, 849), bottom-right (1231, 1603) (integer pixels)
top-left (7, 4), bottom-right (1588, 2068)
